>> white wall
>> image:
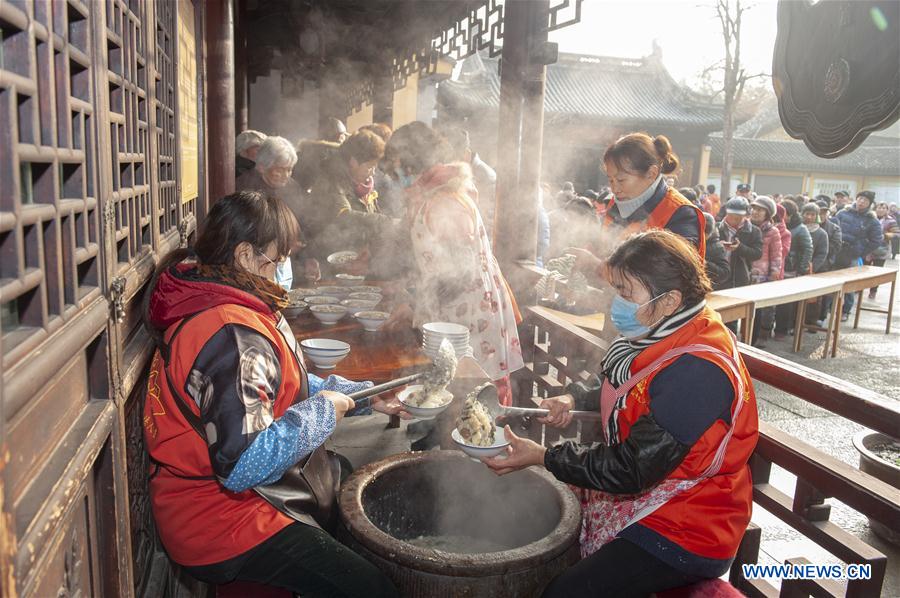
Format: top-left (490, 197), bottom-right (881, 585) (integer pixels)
top-left (248, 71), bottom-right (320, 144)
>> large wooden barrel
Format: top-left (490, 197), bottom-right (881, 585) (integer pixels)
top-left (339, 451), bottom-right (581, 597)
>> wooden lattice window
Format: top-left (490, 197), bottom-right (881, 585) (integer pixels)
top-left (104, 0), bottom-right (152, 272)
top-left (154, 0), bottom-right (178, 236)
top-left (0, 0), bottom-right (101, 361)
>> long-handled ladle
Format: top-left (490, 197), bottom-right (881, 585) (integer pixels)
top-left (475, 383), bottom-right (604, 421)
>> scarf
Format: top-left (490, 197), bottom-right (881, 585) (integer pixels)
top-left (189, 263), bottom-right (290, 312)
top-left (601, 299), bottom-right (707, 387)
top-left (806, 223), bottom-right (820, 233)
top-left (613, 174), bottom-right (664, 219)
top-left (354, 176), bottom-right (374, 200)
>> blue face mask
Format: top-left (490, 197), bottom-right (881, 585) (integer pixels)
top-left (610, 292), bottom-right (667, 340)
top-left (275, 258), bottom-right (293, 291)
top-left (394, 167), bottom-right (416, 189)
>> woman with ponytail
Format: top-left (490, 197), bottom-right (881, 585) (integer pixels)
top-left (566, 134), bottom-right (707, 280)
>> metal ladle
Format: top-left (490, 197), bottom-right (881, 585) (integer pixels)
top-left (475, 383), bottom-right (604, 421)
top-left (346, 339), bottom-right (457, 405)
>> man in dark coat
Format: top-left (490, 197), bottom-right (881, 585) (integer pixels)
top-left (835, 191), bottom-right (883, 320)
top-left (716, 198), bottom-right (763, 289)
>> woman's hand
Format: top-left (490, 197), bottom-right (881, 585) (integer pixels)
top-left (482, 426), bottom-right (547, 476)
top-left (538, 394), bottom-right (574, 429)
top-left (304, 258), bottom-right (321, 282)
top-left (383, 302), bottom-right (413, 332)
top-left (563, 247), bottom-right (606, 280)
top-left (371, 395), bottom-right (413, 420)
top-left (321, 390), bottom-right (354, 423)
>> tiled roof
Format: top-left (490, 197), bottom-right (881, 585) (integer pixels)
top-left (708, 135), bottom-right (900, 176)
top-left (439, 53), bottom-right (725, 129)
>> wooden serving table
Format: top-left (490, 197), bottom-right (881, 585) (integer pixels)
top-left (706, 293), bottom-right (755, 343)
top-left (810, 266), bottom-right (898, 357)
top-left (289, 310), bottom-right (430, 428)
top-left (712, 277), bottom-right (843, 357)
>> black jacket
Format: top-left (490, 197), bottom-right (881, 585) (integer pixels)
top-left (704, 229), bottom-right (731, 290)
top-left (547, 354), bottom-right (734, 495)
top-left (716, 220), bottom-right (763, 288)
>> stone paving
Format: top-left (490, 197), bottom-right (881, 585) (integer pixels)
top-left (330, 259), bottom-right (900, 595)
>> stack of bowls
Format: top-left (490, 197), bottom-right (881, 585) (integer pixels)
top-left (300, 339), bottom-right (351, 370)
top-left (422, 322), bottom-right (471, 359)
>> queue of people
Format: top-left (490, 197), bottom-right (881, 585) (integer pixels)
top-left (142, 120), bottom-right (892, 597)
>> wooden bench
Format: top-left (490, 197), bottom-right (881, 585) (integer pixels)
top-left (809, 266), bottom-right (898, 357)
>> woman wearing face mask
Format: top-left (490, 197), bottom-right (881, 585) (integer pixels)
top-left (484, 230), bottom-right (758, 598)
top-left (142, 191), bottom-right (401, 597)
top-left (236, 136), bottom-right (320, 286)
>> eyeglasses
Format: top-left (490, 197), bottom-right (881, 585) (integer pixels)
top-left (255, 248), bottom-right (288, 268)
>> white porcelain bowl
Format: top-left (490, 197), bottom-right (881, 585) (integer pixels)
top-left (348, 292), bottom-right (382, 303)
top-left (300, 339), bottom-right (350, 369)
top-left (282, 301), bottom-right (308, 318)
top-left (423, 322), bottom-right (469, 336)
top-left (327, 251), bottom-right (359, 266)
top-left (305, 295), bottom-right (340, 305)
top-left (348, 285), bottom-right (381, 294)
top-left (316, 285), bottom-right (349, 298)
top-left (340, 299), bottom-right (379, 315)
top-left (397, 385), bottom-right (454, 419)
top-left (451, 427), bottom-right (509, 459)
top-left (309, 304), bottom-right (348, 325)
top-left (355, 310), bottom-right (390, 332)
top-left (335, 273), bottom-right (366, 286)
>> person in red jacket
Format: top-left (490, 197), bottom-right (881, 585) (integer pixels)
top-left (142, 190), bottom-right (400, 597)
top-left (484, 230), bottom-right (758, 597)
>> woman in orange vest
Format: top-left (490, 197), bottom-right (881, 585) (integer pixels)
top-left (569, 134), bottom-right (706, 271)
top-left (485, 230), bottom-right (758, 597)
top-left (142, 191), bottom-right (400, 596)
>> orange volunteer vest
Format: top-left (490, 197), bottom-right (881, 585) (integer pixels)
top-left (144, 304), bottom-right (303, 566)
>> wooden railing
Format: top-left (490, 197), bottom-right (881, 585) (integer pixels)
top-left (514, 305), bottom-right (900, 598)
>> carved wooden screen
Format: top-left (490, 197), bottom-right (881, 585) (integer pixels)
top-left (0, 0), bottom-right (200, 596)
top-left (0, 0), bottom-right (127, 596)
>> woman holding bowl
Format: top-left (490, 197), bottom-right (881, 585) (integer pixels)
top-left (484, 230), bottom-right (758, 597)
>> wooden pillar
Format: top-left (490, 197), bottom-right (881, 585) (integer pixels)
top-left (234, 0), bottom-right (248, 132)
top-left (206, 0), bottom-right (236, 204)
top-left (494, 0), bottom-right (549, 270)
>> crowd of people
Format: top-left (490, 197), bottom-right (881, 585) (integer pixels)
top-left (141, 121), bottom-right (893, 597)
top-left (549, 174), bottom-right (897, 347)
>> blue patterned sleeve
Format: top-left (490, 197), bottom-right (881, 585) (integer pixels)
top-left (308, 373), bottom-right (325, 396)
top-left (318, 374), bottom-right (374, 416)
top-left (222, 392), bottom-right (337, 492)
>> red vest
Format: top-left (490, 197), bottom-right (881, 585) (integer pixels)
top-left (143, 305), bottom-right (301, 566)
top-left (604, 187), bottom-right (707, 259)
top-left (616, 307), bottom-right (758, 559)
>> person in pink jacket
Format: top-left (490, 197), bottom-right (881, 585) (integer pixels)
top-left (749, 196), bottom-right (783, 348)
top-left (774, 203), bottom-right (792, 278)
